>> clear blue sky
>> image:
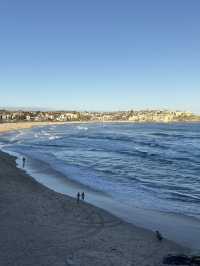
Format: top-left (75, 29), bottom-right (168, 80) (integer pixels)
top-left (0, 0), bottom-right (200, 112)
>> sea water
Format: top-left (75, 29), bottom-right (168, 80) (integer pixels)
top-left (1, 123), bottom-right (200, 248)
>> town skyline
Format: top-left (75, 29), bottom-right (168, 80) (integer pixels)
top-left (1, 109), bottom-right (200, 123)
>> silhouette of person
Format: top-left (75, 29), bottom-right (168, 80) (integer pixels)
top-left (77, 192), bottom-right (80, 203)
top-left (156, 230), bottom-right (163, 241)
top-left (22, 157), bottom-right (26, 168)
top-left (81, 192), bottom-right (85, 201)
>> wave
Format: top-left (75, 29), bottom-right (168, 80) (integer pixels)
top-left (58, 134), bottom-right (169, 150)
top-left (152, 132), bottom-right (200, 140)
top-left (77, 126), bottom-right (88, 131)
top-left (152, 132), bottom-right (184, 138)
top-left (25, 140), bottom-right (197, 166)
top-left (1, 122), bottom-right (200, 221)
top-left (167, 191), bottom-right (200, 203)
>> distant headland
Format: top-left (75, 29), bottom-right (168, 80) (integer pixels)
top-left (0, 109), bottom-right (200, 124)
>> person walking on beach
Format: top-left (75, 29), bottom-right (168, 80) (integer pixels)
top-left (22, 157), bottom-right (26, 168)
top-left (77, 192), bottom-right (80, 204)
top-left (81, 192), bottom-right (85, 201)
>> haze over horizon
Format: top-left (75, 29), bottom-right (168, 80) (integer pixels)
top-left (0, 1), bottom-right (200, 113)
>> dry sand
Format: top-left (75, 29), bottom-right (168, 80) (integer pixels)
top-left (0, 121), bottom-right (68, 133)
top-left (0, 150), bottom-right (188, 266)
top-left (0, 121), bottom-right (133, 134)
top-left (1, 120), bottom-right (200, 134)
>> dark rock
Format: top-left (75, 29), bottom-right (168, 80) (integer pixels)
top-left (163, 254), bottom-right (191, 265)
top-left (191, 256), bottom-right (200, 265)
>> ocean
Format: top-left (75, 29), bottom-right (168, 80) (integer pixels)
top-left (1, 122), bottom-right (200, 248)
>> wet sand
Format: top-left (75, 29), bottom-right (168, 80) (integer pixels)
top-left (0, 150), bottom-right (188, 266)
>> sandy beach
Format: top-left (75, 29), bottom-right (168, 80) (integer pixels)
top-left (0, 121), bottom-right (132, 133)
top-left (0, 121), bottom-right (125, 134)
top-left (1, 121), bottom-right (200, 135)
top-left (0, 150), bottom-right (188, 266)
top-left (0, 121), bottom-right (68, 133)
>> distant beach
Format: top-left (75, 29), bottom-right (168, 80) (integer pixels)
top-left (0, 150), bottom-right (187, 266)
top-left (1, 120), bottom-right (200, 134)
top-left (0, 121), bottom-right (68, 133)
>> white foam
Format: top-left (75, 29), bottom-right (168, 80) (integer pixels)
top-left (41, 131), bottom-right (51, 136)
top-left (49, 135), bottom-right (60, 140)
top-left (77, 126), bottom-right (88, 131)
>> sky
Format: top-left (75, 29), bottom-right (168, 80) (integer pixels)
top-left (0, 0), bottom-right (200, 112)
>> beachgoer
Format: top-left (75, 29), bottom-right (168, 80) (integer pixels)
top-left (81, 192), bottom-right (85, 201)
top-left (156, 230), bottom-right (163, 241)
top-left (22, 157), bottom-right (26, 168)
top-left (77, 192), bottom-right (80, 203)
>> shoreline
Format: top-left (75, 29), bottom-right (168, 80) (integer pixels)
top-left (10, 147), bottom-right (200, 250)
top-left (0, 150), bottom-right (188, 265)
top-left (1, 120), bottom-right (200, 133)
top-left (1, 123), bottom-right (200, 251)
top-left (0, 121), bottom-right (67, 133)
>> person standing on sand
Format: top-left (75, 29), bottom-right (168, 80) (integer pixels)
top-left (81, 192), bottom-right (85, 201)
top-left (22, 157), bottom-right (26, 168)
top-left (77, 192), bottom-right (80, 204)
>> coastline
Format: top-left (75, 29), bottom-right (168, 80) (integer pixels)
top-left (11, 148), bottom-right (200, 250)
top-left (1, 122), bottom-right (200, 251)
top-left (0, 121), bottom-right (67, 133)
top-left (0, 150), bottom-right (188, 266)
top-left (1, 120), bottom-right (200, 133)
